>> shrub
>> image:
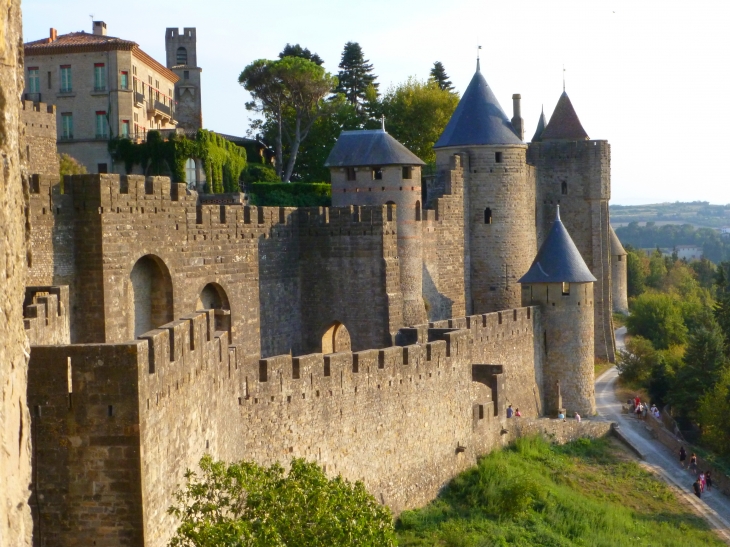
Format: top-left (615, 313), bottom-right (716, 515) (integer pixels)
top-left (247, 182), bottom-right (331, 207)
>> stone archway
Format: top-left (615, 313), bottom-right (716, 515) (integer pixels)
top-left (130, 255), bottom-right (174, 338)
top-left (321, 322), bottom-right (351, 355)
top-left (196, 282), bottom-right (231, 336)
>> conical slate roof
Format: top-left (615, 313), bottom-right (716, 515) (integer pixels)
top-left (540, 91), bottom-right (589, 141)
top-left (609, 226), bottom-right (627, 256)
top-left (434, 65), bottom-right (523, 148)
top-left (325, 129), bottom-right (425, 167)
top-left (519, 207), bottom-right (596, 284)
top-left (531, 107), bottom-right (547, 142)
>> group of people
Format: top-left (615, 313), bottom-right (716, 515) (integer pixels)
top-left (679, 446), bottom-right (713, 499)
top-left (630, 396), bottom-right (661, 420)
top-left (506, 405), bottom-right (522, 418)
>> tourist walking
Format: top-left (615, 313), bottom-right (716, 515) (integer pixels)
top-left (693, 479), bottom-right (702, 499)
top-left (699, 472), bottom-right (706, 493)
top-left (679, 446), bottom-right (687, 468)
top-left (706, 471), bottom-right (713, 492)
top-left (689, 453), bottom-right (698, 473)
top-left (507, 405), bottom-right (514, 418)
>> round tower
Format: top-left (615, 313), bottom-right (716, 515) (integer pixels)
top-left (433, 61), bottom-right (536, 313)
top-left (327, 128), bottom-right (427, 326)
top-left (519, 207), bottom-right (596, 416)
top-left (610, 226), bottom-right (629, 314)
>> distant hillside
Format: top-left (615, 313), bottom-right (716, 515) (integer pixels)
top-left (610, 201), bottom-right (730, 229)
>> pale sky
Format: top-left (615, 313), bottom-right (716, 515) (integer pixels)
top-left (23, 0), bottom-right (730, 205)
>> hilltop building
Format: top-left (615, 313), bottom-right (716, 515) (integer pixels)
top-left (18, 57), bottom-right (626, 546)
top-left (24, 21), bottom-right (178, 174)
top-left (165, 27), bottom-right (202, 131)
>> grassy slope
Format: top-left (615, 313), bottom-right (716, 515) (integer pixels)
top-left (396, 436), bottom-right (723, 547)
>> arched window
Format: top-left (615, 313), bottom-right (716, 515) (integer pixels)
top-left (130, 255), bottom-right (173, 338)
top-left (386, 200), bottom-right (395, 221)
top-left (322, 322), bottom-right (351, 354)
top-left (415, 200), bottom-right (421, 221)
top-left (196, 282), bottom-right (231, 336)
top-left (185, 158), bottom-right (197, 189)
top-left (176, 47), bottom-right (188, 66)
top-left (561, 181), bottom-right (568, 195)
top-left (484, 207), bottom-right (492, 224)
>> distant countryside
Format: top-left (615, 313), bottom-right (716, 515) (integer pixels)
top-left (611, 202), bottom-right (730, 263)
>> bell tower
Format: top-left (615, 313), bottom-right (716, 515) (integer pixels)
top-left (165, 27), bottom-right (202, 131)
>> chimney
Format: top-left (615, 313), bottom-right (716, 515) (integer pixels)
top-left (92, 21), bottom-right (107, 36)
top-left (49, 28), bottom-right (57, 42)
top-left (511, 93), bottom-right (524, 141)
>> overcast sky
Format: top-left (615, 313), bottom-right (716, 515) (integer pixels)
top-left (23, 0), bottom-right (730, 205)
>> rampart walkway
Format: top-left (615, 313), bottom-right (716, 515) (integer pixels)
top-left (596, 327), bottom-right (730, 543)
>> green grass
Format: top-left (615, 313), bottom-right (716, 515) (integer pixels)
top-left (396, 435), bottom-right (723, 547)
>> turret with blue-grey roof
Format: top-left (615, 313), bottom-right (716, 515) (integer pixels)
top-left (431, 59), bottom-right (536, 315)
top-left (327, 126), bottom-right (427, 326)
top-left (519, 206), bottom-right (597, 417)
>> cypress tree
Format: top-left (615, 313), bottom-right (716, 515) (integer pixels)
top-left (335, 42), bottom-right (378, 109)
top-left (430, 61), bottom-right (453, 91)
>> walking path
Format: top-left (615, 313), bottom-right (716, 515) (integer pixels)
top-left (596, 326), bottom-right (730, 542)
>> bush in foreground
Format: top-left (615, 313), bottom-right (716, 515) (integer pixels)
top-left (168, 456), bottom-right (395, 547)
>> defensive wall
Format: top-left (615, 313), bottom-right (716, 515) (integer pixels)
top-left (21, 100), bottom-right (59, 177)
top-left (26, 173), bottom-right (402, 361)
top-left (24, 302), bottom-right (604, 547)
top-left (24, 286), bottom-right (70, 346)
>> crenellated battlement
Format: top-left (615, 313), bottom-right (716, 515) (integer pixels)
top-left (22, 100), bottom-right (55, 115)
top-left (24, 286), bottom-right (70, 346)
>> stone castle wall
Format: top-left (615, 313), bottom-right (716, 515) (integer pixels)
top-left (27, 304), bottom-right (547, 547)
top-left (0, 1), bottom-right (33, 544)
top-left (529, 140), bottom-right (615, 362)
top-left (24, 286), bottom-right (70, 346)
top-left (21, 100), bottom-right (59, 177)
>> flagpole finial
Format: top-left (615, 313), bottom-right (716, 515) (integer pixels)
top-left (563, 64), bottom-right (566, 92)
top-left (476, 44), bottom-right (482, 72)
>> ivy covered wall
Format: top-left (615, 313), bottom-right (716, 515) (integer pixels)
top-left (108, 130), bottom-right (247, 193)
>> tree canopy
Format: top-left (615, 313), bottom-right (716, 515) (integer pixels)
top-left (239, 56), bottom-right (339, 182)
top-left (381, 78), bottom-right (459, 164)
top-left (335, 42), bottom-right (379, 110)
top-left (429, 62), bottom-right (453, 91)
top-left (168, 456), bottom-right (396, 547)
top-left (279, 43), bottom-right (324, 66)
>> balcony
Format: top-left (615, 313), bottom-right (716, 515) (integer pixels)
top-left (24, 92), bottom-right (41, 102)
top-left (134, 91), bottom-right (145, 106)
top-left (147, 99), bottom-right (175, 124)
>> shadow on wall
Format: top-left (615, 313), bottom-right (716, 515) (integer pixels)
top-left (423, 264), bottom-right (453, 322)
top-left (322, 321), bottom-right (351, 354)
top-left (130, 255), bottom-right (174, 338)
top-left (196, 282), bottom-right (231, 337)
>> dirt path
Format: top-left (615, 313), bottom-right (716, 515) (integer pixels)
top-left (596, 327), bottom-right (730, 542)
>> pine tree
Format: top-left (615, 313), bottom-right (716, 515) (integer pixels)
top-left (430, 61), bottom-right (453, 91)
top-left (279, 43), bottom-right (324, 66)
top-left (335, 42), bottom-right (378, 109)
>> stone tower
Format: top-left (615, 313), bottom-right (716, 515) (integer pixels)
top-left (520, 207), bottom-right (597, 416)
top-left (433, 61), bottom-right (536, 314)
top-left (326, 128), bottom-right (428, 326)
top-left (610, 226), bottom-right (629, 314)
top-left (528, 90), bottom-right (615, 363)
top-left (165, 28), bottom-right (202, 131)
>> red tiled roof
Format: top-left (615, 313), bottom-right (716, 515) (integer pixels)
top-left (24, 31), bottom-right (178, 83)
top-left (540, 91), bottom-right (589, 141)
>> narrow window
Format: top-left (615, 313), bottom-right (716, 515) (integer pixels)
top-left (60, 65), bottom-right (72, 92)
top-left (95, 111), bottom-right (108, 139)
top-left (107, 405), bottom-right (114, 417)
top-left (495, 151), bottom-right (503, 163)
top-left (562, 282), bottom-right (570, 295)
top-left (132, 65), bottom-right (137, 76)
top-left (346, 167), bottom-right (356, 181)
top-left (184, 70), bottom-right (190, 80)
top-left (402, 166), bottom-right (412, 179)
top-left (97, 163), bottom-right (108, 174)
top-left (120, 71), bottom-right (129, 90)
top-left (561, 181), bottom-right (568, 195)
top-left (61, 113), bottom-right (73, 140)
top-left (93, 63), bottom-right (106, 91)
top-left (415, 200), bottom-right (421, 221)
top-left (618, 255), bottom-right (623, 262)
top-left (27, 67), bottom-right (40, 94)
top-left (372, 167), bottom-right (383, 180)
top-left (176, 47), bottom-right (188, 65)
top-left (484, 207), bottom-right (492, 224)
top-left (121, 120), bottom-right (130, 138)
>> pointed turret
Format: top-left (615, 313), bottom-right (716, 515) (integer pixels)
top-left (434, 64), bottom-right (522, 148)
top-left (609, 226), bottom-right (629, 314)
top-left (540, 91), bottom-right (589, 141)
top-left (531, 107), bottom-right (547, 142)
top-left (519, 206), bottom-right (596, 284)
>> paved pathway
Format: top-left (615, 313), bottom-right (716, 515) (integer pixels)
top-left (595, 326), bottom-right (730, 542)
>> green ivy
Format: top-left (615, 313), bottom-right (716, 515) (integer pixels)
top-left (108, 130), bottom-right (247, 194)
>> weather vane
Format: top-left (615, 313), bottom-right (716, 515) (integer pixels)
top-left (563, 64), bottom-right (566, 92)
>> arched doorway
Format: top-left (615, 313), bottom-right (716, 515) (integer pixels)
top-left (196, 283), bottom-right (231, 336)
top-left (130, 255), bottom-right (173, 338)
top-left (321, 322), bottom-right (351, 354)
